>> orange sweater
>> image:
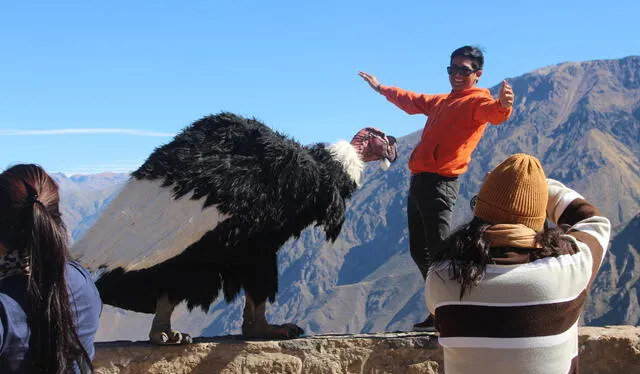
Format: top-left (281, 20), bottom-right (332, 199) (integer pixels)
top-left (380, 86), bottom-right (512, 176)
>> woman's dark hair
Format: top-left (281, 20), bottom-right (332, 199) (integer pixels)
top-left (0, 164), bottom-right (92, 373)
top-left (450, 45), bottom-right (484, 70)
top-left (429, 217), bottom-right (575, 299)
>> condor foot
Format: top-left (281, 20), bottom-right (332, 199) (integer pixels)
top-left (149, 329), bottom-right (193, 345)
top-left (242, 322), bottom-right (304, 339)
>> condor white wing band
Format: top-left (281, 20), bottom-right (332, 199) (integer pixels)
top-left (72, 178), bottom-right (231, 272)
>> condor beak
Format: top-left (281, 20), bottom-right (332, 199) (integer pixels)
top-left (385, 137), bottom-right (398, 164)
top-left (380, 158), bottom-right (391, 170)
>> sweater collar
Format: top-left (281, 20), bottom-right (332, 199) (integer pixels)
top-left (448, 87), bottom-right (490, 98)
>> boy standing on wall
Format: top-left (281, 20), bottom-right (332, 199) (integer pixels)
top-left (359, 45), bottom-right (514, 331)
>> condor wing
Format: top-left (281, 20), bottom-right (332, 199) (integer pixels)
top-left (72, 178), bottom-right (231, 272)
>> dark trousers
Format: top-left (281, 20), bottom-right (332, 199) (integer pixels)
top-left (407, 172), bottom-right (459, 280)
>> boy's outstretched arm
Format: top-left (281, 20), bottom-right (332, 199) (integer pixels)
top-left (474, 80), bottom-right (514, 124)
top-left (358, 71), bottom-right (438, 115)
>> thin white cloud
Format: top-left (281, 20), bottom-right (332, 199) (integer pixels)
top-left (0, 128), bottom-right (175, 137)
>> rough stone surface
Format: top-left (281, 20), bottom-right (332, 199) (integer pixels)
top-left (93, 327), bottom-right (640, 374)
top-left (579, 325), bottom-right (640, 374)
top-left (93, 332), bottom-right (442, 374)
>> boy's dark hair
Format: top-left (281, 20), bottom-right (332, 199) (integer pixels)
top-left (450, 46), bottom-right (484, 70)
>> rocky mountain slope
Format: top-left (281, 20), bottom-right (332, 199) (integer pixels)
top-left (585, 213), bottom-right (640, 325)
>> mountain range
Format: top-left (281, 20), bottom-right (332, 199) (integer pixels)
top-left (59, 56), bottom-right (640, 341)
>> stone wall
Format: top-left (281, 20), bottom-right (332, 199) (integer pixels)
top-left (93, 326), bottom-right (639, 374)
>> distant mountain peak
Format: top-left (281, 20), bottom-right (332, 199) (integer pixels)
top-left (529, 55), bottom-right (640, 76)
top-left (70, 171), bottom-right (128, 178)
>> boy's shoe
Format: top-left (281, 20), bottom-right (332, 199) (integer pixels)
top-left (413, 314), bottom-right (436, 332)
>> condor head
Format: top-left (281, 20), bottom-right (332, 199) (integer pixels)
top-left (350, 127), bottom-right (398, 170)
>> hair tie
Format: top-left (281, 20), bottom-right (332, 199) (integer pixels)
top-left (22, 181), bottom-right (41, 206)
top-left (27, 192), bottom-right (41, 206)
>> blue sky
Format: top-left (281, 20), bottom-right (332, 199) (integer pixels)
top-left (1, 1), bottom-right (638, 175)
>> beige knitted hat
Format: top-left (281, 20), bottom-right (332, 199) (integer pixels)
top-left (473, 154), bottom-right (548, 231)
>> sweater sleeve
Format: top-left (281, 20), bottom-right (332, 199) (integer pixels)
top-left (546, 178), bottom-right (611, 283)
top-left (66, 262), bottom-right (102, 360)
top-left (379, 85), bottom-right (439, 115)
top-left (472, 96), bottom-right (512, 124)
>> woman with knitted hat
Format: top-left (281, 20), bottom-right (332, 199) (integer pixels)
top-left (425, 154), bottom-right (611, 374)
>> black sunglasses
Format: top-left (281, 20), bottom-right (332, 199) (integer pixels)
top-left (447, 66), bottom-right (478, 77)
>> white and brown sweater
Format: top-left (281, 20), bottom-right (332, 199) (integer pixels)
top-left (426, 179), bottom-right (611, 374)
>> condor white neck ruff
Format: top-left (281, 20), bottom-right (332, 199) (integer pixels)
top-left (327, 140), bottom-right (365, 187)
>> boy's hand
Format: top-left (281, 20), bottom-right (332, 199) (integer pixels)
top-left (358, 71), bottom-right (382, 92)
top-left (498, 80), bottom-right (514, 108)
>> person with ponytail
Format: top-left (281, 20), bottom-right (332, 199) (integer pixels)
top-left (425, 154), bottom-right (611, 374)
top-left (0, 164), bottom-right (101, 373)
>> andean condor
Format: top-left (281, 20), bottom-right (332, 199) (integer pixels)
top-left (73, 112), bottom-right (398, 344)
